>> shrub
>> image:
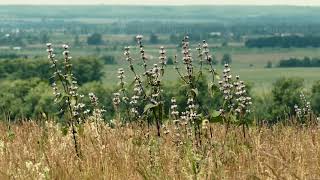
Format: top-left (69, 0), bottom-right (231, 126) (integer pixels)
top-left (79, 82), bottom-right (115, 120)
top-left (245, 35), bottom-right (320, 48)
top-left (87, 33), bottom-right (104, 45)
top-left (278, 57), bottom-right (320, 67)
top-left (311, 80), bottom-right (320, 114)
top-left (167, 57), bottom-right (174, 65)
top-left (221, 53), bottom-right (232, 65)
top-left (149, 33), bottom-right (159, 44)
top-left (100, 55), bottom-right (117, 65)
top-left (271, 77), bottom-right (304, 122)
top-left (0, 78), bottom-right (55, 120)
top-left (265, 61), bottom-right (272, 68)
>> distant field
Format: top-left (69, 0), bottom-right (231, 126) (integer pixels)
top-left (102, 64), bottom-right (320, 93)
top-left (97, 45), bottom-right (320, 92)
top-left (3, 38), bottom-right (320, 93)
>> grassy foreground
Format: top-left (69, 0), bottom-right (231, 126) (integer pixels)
top-left (0, 121), bottom-right (320, 179)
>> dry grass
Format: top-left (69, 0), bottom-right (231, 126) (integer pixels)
top-left (0, 121), bottom-right (320, 179)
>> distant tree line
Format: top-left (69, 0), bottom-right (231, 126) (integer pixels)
top-left (278, 57), bottom-right (320, 67)
top-left (245, 36), bottom-right (320, 48)
top-left (0, 57), bottom-right (103, 84)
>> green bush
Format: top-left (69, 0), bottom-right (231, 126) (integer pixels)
top-left (221, 53), bottom-right (232, 65)
top-left (79, 82), bottom-right (115, 120)
top-left (87, 33), bottom-right (104, 45)
top-left (100, 55), bottom-right (117, 65)
top-left (311, 80), bottom-right (320, 114)
top-left (0, 78), bottom-right (56, 119)
top-left (271, 77), bottom-right (304, 122)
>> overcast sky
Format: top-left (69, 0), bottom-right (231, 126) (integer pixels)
top-left (0, 0), bottom-right (319, 6)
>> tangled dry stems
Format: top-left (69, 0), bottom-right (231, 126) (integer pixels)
top-left (0, 121), bottom-right (320, 179)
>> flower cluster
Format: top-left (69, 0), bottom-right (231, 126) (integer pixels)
top-left (294, 92), bottom-right (312, 119)
top-left (124, 46), bottom-right (134, 71)
top-left (159, 46), bottom-right (167, 75)
top-left (170, 97), bottom-right (179, 119)
top-left (89, 93), bottom-right (99, 107)
top-left (113, 92), bottom-right (121, 105)
top-left (137, 35), bottom-right (148, 70)
top-left (219, 64), bottom-right (233, 102)
top-left (234, 76), bottom-right (252, 116)
top-left (218, 64), bottom-right (252, 118)
top-left (181, 36), bottom-right (193, 78)
top-left (129, 80), bottom-right (142, 119)
top-left (201, 40), bottom-right (213, 64)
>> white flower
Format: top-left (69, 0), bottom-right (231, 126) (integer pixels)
top-left (136, 35), bottom-right (143, 40)
top-left (62, 44), bottom-right (69, 49)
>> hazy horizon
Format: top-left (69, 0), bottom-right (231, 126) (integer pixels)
top-left (0, 0), bottom-right (319, 6)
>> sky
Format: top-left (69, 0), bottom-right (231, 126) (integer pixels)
top-left (0, 0), bottom-right (319, 6)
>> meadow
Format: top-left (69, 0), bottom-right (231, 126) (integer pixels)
top-left (1, 5), bottom-right (320, 179)
top-left (1, 121), bottom-right (320, 179)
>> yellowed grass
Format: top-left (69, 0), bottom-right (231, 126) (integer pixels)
top-left (0, 121), bottom-right (320, 179)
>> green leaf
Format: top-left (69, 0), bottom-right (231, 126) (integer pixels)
top-left (61, 125), bottom-right (69, 136)
top-left (191, 88), bottom-right (199, 97)
top-left (210, 110), bottom-right (223, 123)
top-left (208, 83), bottom-right (219, 97)
top-left (143, 103), bottom-right (158, 114)
top-left (212, 110), bottom-right (221, 118)
top-left (230, 114), bottom-right (239, 123)
top-left (214, 71), bottom-right (220, 80)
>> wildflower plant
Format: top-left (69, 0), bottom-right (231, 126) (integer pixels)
top-left (113, 35), bottom-right (251, 140)
top-left (294, 92), bottom-right (316, 124)
top-left (113, 35), bottom-right (166, 136)
top-left (216, 64), bottom-right (252, 137)
top-left (46, 43), bottom-right (104, 157)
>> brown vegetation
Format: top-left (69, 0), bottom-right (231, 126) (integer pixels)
top-left (0, 121), bottom-right (320, 179)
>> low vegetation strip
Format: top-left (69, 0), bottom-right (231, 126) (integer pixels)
top-left (278, 57), bottom-right (320, 67)
top-left (245, 35), bottom-right (320, 48)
